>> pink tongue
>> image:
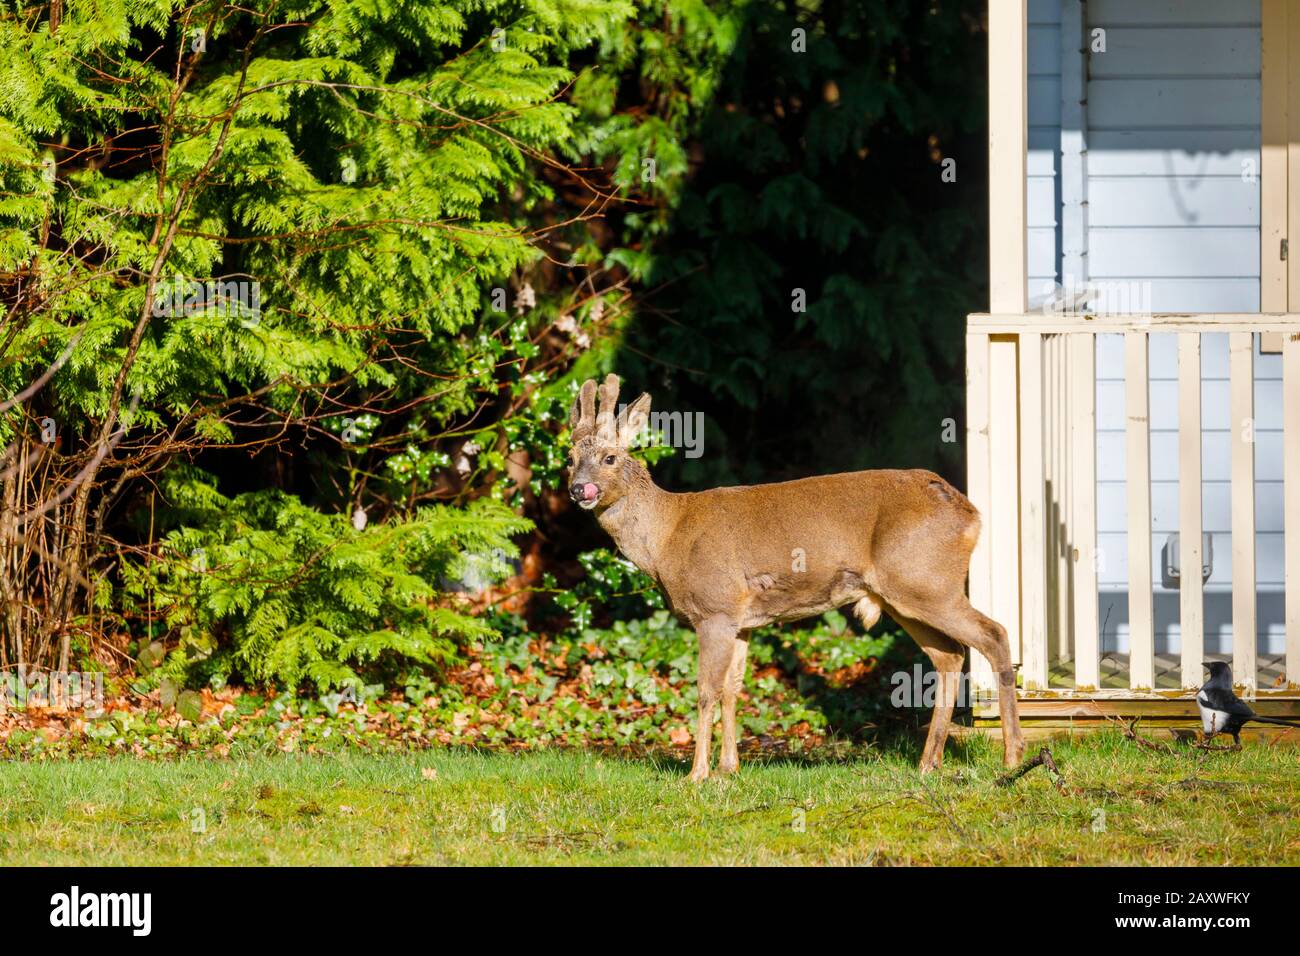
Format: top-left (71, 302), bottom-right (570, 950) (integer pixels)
top-left (580, 482), bottom-right (599, 501)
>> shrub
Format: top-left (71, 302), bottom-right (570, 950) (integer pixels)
top-left (123, 467), bottom-right (531, 692)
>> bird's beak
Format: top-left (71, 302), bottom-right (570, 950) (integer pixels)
top-left (1201, 660), bottom-right (1211, 669)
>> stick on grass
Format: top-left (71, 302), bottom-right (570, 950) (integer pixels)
top-left (995, 746), bottom-right (1074, 795)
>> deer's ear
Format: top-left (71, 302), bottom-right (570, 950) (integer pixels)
top-left (618, 392), bottom-right (652, 448)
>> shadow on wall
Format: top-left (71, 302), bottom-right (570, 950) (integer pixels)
top-left (606, 0), bottom-right (990, 493)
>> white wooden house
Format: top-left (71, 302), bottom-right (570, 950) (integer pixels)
top-left (968, 0), bottom-right (1300, 733)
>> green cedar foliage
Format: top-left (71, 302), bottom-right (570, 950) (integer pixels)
top-left (122, 466), bottom-right (530, 691)
top-left (0, 0), bottom-right (632, 681)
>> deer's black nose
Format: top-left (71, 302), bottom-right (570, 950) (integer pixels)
top-left (570, 482), bottom-right (599, 503)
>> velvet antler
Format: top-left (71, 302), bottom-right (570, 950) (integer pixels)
top-left (570, 373), bottom-right (650, 447)
top-left (568, 377), bottom-right (600, 441)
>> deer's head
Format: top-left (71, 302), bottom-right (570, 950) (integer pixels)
top-left (567, 373), bottom-right (651, 512)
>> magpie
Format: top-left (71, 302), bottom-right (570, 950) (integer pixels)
top-left (1196, 661), bottom-right (1300, 745)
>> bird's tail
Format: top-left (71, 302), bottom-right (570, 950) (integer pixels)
top-left (1253, 715), bottom-right (1300, 728)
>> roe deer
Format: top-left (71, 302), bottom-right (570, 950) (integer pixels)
top-left (566, 374), bottom-right (1025, 780)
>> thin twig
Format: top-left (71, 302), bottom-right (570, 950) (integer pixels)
top-left (995, 746), bottom-right (1075, 795)
top-left (1106, 713), bottom-right (1178, 754)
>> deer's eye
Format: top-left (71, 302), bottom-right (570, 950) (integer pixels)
top-left (603, 455), bottom-right (616, 465)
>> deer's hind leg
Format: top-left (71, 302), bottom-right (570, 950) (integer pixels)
top-left (890, 597), bottom-right (1024, 769)
top-left (886, 610), bottom-right (966, 773)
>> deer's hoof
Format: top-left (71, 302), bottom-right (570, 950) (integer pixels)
top-left (687, 767), bottom-right (709, 783)
top-left (716, 760), bottom-right (739, 775)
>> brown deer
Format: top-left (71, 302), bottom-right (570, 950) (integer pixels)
top-left (567, 374), bottom-right (1024, 780)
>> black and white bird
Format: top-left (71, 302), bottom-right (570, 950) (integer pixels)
top-left (1196, 661), bottom-right (1300, 746)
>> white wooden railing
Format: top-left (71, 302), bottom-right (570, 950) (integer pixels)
top-left (965, 314), bottom-right (1300, 697)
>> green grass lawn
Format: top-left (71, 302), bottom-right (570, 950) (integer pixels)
top-left (1, 733), bottom-right (1296, 865)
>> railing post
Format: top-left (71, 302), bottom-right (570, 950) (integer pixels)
top-left (1284, 332), bottom-right (1300, 687)
top-left (1125, 332), bottom-right (1154, 690)
top-left (1055, 333), bottom-right (1074, 668)
top-left (1045, 334), bottom-right (1072, 675)
top-left (1020, 332), bottom-right (1049, 689)
top-left (1045, 335), bottom-right (1059, 667)
top-left (1071, 332), bottom-right (1100, 690)
top-left (966, 331), bottom-right (993, 693)
top-left (1229, 332), bottom-right (1257, 692)
top-left (990, 339), bottom-right (1022, 675)
top-left (1178, 333), bottom-right (1205, 689)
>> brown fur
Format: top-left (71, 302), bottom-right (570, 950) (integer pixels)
top-left (568, 375), bottom-right (1024, 780)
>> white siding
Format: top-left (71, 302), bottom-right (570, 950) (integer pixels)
top-left (1028, 0), bottom-right (1279, 658)
top-left (1086, 1), bottom-right (1260, 310)
top-left (1027, 0), bottom-right (1061, 302)
top-left (1088, 0), bottom-right (1260, 26)
top-left (1088, 28), bottom-right (1259, 77)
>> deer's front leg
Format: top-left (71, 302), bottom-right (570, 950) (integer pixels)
top-left (718, 636), bottom-right (749, 774)
top-left (689, 618), bottom-right (739, 783)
